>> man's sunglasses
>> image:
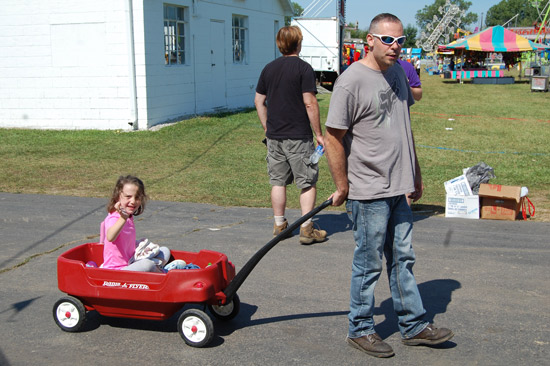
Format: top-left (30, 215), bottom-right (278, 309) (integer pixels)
top-left (371, 34), bottom-right (406, 46)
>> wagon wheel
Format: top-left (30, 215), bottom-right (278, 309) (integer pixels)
top-left (53, 296), bottom-right (86, 332)
top-left (178, 309), bottom-right (214, 347)
top-left (208, 294), bottom-right (240, 321)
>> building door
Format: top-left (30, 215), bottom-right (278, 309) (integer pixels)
top-left (209, 20), bottom-right (226, 109)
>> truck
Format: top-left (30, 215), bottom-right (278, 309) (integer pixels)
top-left (291, 16), bottom-right (344, 88)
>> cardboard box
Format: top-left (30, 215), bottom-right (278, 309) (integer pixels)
top-left (445, 194), bottom-right (480, 219)
top-left (478, 184), bottom-right (523, 221)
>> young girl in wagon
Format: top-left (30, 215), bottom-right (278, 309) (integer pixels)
top-left (100, 175), bottom-right (171, 272)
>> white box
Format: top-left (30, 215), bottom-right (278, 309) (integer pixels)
top-left (444, 174), bottom-right (473, 196)
top-left (445, 194), bottom-right (480, 219)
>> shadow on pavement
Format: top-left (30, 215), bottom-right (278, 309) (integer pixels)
top-left (0, 204), bottom-right (104, 271)
top-left (66, 302), bottom-right (348, 349)
top-left (375, 279), bottom-right (461, 342)
top-left (0, 297), bottom-right (42, 322)
top-left (47, 279), bottom-right (460, 349)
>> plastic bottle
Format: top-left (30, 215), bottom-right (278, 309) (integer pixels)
top-left (310, 145), bottom-right (324, 164)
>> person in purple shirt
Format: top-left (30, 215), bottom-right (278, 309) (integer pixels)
top-left (397, 59), bottom-right (422, 206)
top-left (397, 58), bottom-right (422, 101)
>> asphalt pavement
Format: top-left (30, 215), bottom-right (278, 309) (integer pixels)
top-left (1, 192), bottom-right (549, 366)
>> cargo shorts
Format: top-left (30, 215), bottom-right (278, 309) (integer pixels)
top-left (266, 138), bottom-right (318, 189)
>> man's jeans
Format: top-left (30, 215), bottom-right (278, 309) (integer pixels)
top-left (346, 196), bottom-right (427, 339)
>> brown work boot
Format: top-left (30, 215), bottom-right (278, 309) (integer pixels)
top-left (299, 222), bottom-right (326, 244)
top-left (347, 333), bottom-right (395, 358)
top-left (402, 324), bottom-right (454, 346)
top-left (273, 219), bottom-right (289, 237)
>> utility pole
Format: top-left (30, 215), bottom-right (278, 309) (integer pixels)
top-left (479, 12), bottom-right (483, 31)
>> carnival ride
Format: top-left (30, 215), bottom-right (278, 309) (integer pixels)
top-left (530, 0), bottom-right (550, 42)
top-left (416, 0), bottom-right (465, 52)
top-left (454, 28), bottom-right (471, 40)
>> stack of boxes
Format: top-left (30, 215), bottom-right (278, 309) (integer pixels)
top-left (444, 174), bottom-right (526, 221)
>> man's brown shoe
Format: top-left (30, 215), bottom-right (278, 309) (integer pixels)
top-left (273, 219), bottom-right (289, 237)
top-left (402, 324), bottom-right (454, 346)
top-left (347, 334), bottom-right (395, 358)
top-left (299, 222), bottom-right (327, 244)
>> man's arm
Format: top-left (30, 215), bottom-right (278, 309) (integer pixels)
top-left (324, 126), bottom-right (349, 206)
top-left (254, 92), bottom-right (268, 133)
top-left (303, 92), bottom-right (324, 146)
top-left (410, 86), bottom-right (423, 101)
top-left (406, 66), bottom-right (422, 101)
top-left (407, 131), bottom-right (424, 203)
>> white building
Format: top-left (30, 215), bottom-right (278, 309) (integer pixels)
top-left (0, 0), bottom-right (292, 130)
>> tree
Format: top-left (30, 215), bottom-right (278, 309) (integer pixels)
top-left (285, 2), bottom-right (304, 26)
top-left (415, 0), bottom-right (478, 31)
top-left (403, 25), bottom-right (418, 48)
top-left (485, 0), bottom-right (540, 27)
top-left (292, 1), bottom-right (304, 16)
top-left (349, 25), bottom-right (368, 40)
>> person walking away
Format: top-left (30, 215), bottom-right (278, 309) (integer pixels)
top-left (323, 13), bottom-right (453, 358)
top-left (254, 25), bottom-right (326, 244)
top-left (415, 56), bottom-right (421, 77)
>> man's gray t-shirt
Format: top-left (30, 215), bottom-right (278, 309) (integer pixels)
top-left (325, 61), bottom-right (416, 200)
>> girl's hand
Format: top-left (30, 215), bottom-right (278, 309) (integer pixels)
top-left (115, 202), bottom-right (130, 219)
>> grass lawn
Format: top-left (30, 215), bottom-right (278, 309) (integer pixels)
top-left (1, 69), bottom-right (549, 221)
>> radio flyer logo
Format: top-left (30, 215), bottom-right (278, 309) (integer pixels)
top-left (102, 281), bottom-right (150, 290)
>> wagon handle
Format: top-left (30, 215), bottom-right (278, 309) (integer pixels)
top-left (222, 198), bottom-right (333, 303)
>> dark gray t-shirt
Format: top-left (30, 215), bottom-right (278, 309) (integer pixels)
top-left (325, 61), bottom-right (416, 200)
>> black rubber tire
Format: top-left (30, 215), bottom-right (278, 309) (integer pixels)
top-left (53, 296), bottom-right (86, 332)
top-left (208, 294), bottom-right (240, 321)
top-left (177, 309), bottom-right (214, 347)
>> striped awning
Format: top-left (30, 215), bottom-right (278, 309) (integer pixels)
top-left (445, 25), bottom-right (550, 52)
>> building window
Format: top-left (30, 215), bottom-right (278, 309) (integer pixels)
top-left (232, 15), bottom-right (248, 64)
top-left (164, 5), bottom-right (187, 65)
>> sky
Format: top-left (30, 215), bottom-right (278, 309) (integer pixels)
top-left (293, 0), bottom-right (504, 31)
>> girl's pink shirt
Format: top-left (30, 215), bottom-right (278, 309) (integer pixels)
top-left (102, 211), bottom-right (136, 269)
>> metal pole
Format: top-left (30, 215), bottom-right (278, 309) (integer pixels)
top-left (535, 4), bottom-right (550, 42)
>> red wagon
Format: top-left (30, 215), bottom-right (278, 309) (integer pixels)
top-left (54, 243), bottom-right (239, 347)
top-left (53, 200), bottom-right (331, 347)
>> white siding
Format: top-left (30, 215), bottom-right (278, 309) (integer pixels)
top-left (141, 0), bottom-right (288, 128)
top-left (0, 0), bottom-right (134, 130)
top-left (143, 0), bottom-right (197, 123)
top-left (0, 0), bottom-right (290, 130)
